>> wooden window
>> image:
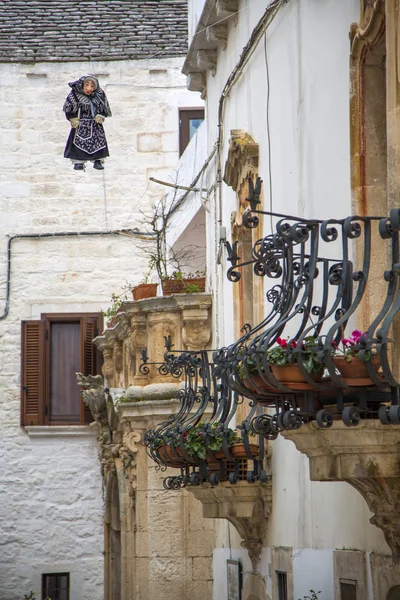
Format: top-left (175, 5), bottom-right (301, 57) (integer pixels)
top-left (21, 313), bottom-right (102, 426)
top-left (179, 107), bottom-right (204, 155)
top-left (340, 579), bottom-right (357, 600)
top-left (276, 571), bottom-right (288, 600)
top-left (42, 572), bottom-right (69, 600)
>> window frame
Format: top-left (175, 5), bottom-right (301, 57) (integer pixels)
top-left (42, 572), bottom-right (70, 600)
top-left (340, 579), bottom-right (357, 600)
top-left (21, 312), bottom-right (102, 427)
top-left (276, 571), bottom-right (288, 600)
top-left (179, 107), bottom-right (204, 156)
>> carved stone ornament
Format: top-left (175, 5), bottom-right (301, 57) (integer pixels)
top-left (223, 130), bottom-right (259, 192)
top-left (282, 421), bottom-right (400, 562)
top-left (188, 480), bottom-right (272, 570)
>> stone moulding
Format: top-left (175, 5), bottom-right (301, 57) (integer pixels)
top-left (94, 293), bottom-right (212, 388)
top-left (183, 0), bottom-right (239, 96)
top-left (282, 420), bottom-right (400, 562)
top-left (188, 480), bottom-right (272, 570)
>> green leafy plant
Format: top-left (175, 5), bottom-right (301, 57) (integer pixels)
top-left (183, 422), bottom-right (238, 460)
top-left (266, 336), bottom-right (324, 375)
top-left (298, 591), bottom-right (321, 600)
top-left (102, 282), bottom-right (132, 326)
top-left (182, 282), bottom-right (201, 293)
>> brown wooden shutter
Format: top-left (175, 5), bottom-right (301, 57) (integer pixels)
top-left (21, 320), bottom-right (44, 426)
top-left (81, 315), bottom-right (102, 423)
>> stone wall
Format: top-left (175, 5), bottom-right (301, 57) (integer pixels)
top-left (0, 56), bottom-right (202, 600)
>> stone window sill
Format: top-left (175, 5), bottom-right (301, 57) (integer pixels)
top-left (25, 424), bottom-right (97, 438)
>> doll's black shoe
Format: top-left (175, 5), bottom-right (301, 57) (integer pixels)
top-left (93, 160), bottom-right (104, 170)
top-left (74, 163), bottom-right (85, 171)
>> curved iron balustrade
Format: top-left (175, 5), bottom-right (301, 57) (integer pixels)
top-left (142, 340), bottom-right (269, 489)
top-left (142, 180), bottom-right (400, 483)
top-left (214, 182), bottom-right (400, 436)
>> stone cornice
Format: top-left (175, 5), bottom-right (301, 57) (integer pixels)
top-left (182, 0), bottom-right (239, 96)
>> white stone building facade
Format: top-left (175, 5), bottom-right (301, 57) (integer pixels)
top-left (0, 2), bottom-right (203, 599)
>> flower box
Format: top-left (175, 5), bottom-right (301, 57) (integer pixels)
top-left (132, 283), bottom-right (158, 301)
top-left (162, 276), bottom-right (205, 296)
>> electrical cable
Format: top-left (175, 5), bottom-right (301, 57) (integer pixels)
top-left (0, 228), bottom-right (155, 321)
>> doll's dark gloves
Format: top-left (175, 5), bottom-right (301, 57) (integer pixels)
top-left (69, 117), bottom-right (79, 128)
top-left (94, 115), bottom-right (105, 124)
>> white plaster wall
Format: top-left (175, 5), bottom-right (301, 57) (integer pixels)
top-left (0, 56), bottom-right (202, 600)
top-left (188, 0), bottom-right (208, 43)
top-left (292, 549), bottom-right (334, 600)
top-left (174, 0), bottom-right (393, 595)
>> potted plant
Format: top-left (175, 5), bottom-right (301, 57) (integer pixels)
top-left (161, 270), bottom-right (206, 296)
top-left (102, 290), bottom-right (127, 328)
top-left (183, 422), bottom-right (238, 460)
top-left (265, 336), bottom-right (324, 390)
top-left (136, 180), bottom-right (206, 296)
top-left (132, 279), bottom-right (158, 301)
top-left (238, 355), bottom-right (276, 394)
top-left (333, 329), bottom-right (380, 385)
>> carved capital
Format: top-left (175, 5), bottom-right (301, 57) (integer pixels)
top-left (282, 421), bottom-right (400, 561)
top-left (188, 481), bottom-right (272, 570)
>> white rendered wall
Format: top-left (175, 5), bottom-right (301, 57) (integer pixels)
top-left (173, 0), bottom-right (394, 596)
top-left (0, 57), bottom-right (202, 600)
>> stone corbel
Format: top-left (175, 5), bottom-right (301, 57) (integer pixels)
top-left (186, 72), bottom-right (207, 97)
top-left (206, 23), bottom-right (228, 49)
top-left (196, 50), bottom-right (217, 76)
top-left (282, 421), bottom-right (400, 562)
top-left (113, 341), bottom-right (124, 385)
top-left (182, 308), bottom-right (211, 351)
top-left (216, 0), bottom-right (239, 20)
top-left (188, 481), bottom-right (272, 570)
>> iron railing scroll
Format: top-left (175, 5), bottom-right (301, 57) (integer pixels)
top-left (142, 337), bottom-right (269, 490)
top-left (217, 179), bottom-right (400, 437)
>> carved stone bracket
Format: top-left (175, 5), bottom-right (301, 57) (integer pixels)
top-left (188, 480), bottom-right (272, 570)
top-left (282, 421), bottom-right (400, 561)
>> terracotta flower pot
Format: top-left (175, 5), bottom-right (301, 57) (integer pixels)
top-left (157, 444), bottom-right (185, 467)
top-left (270, 364), bottom-right (323, 390)
top-left (230, 443), bottom-right (259, 459)
top-left (243, 373), bottom-right (277, 394)
top-left (132, 283), bottom-right (158, 301)
top-left (333, 355), bottom-right (381, 386)
top-left (161, 276), bottom-right (206, 296)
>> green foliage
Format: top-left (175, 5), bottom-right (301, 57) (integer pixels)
top-left (182, 283), bottom-right (201, 293)
top-left (298, 591), bottom-right (321, 600)
top-left (183, 422), bottom-right (238, 460)
top-left (266, 337), bottom-right (324, 375)
top-left (102, 282), bottom-right (132, 325)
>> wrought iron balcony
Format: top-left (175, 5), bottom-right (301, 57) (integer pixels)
top-left (216, 184), bottom-right (400, 436)
top-left (142, 336), bottom-right (270, 490)
top-left (143, 179), bottom-right (400, 492)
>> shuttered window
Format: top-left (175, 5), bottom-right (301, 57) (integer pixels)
top-left (21, 313), bottom-right (102, 426)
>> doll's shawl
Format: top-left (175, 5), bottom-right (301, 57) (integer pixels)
top-left (63, 75), bottom-right (112, 118)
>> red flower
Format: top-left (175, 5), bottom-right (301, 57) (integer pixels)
top-left (277, 337), bottom-right (288, 348)
top-left (291, 339), bottom-right (297, 348)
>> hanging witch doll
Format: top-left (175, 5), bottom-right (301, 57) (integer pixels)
top-left (63, 75), bottom-right (112, 171)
